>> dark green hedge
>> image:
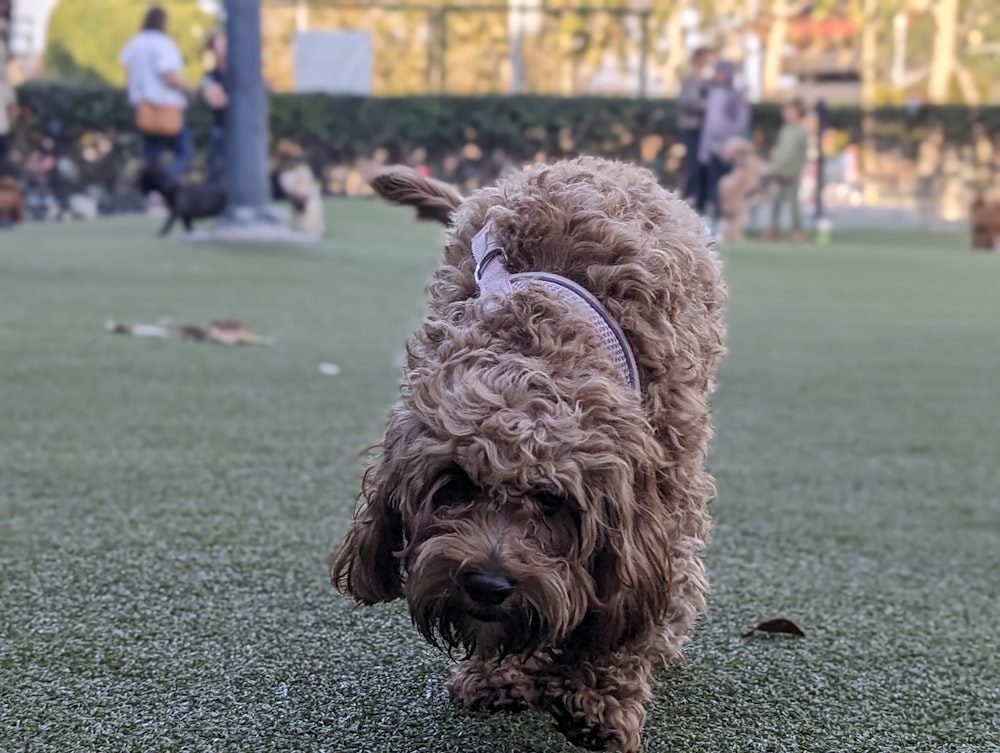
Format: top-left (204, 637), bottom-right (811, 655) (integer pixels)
top-left (8, 82), bottom-right (1000, 206)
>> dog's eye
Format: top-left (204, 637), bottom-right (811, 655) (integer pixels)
top-left (536, 492), bottom-right (565, 516)
top-left (433, 471), bottom-right (477, 508)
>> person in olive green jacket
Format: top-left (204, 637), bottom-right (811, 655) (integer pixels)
top-left (765, 99), bottom-right (810, 242)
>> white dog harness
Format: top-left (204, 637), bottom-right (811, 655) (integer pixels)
top-left (471, 222), bottom-right (641, 393)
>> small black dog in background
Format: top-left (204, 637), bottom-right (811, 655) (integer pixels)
top-left (138, 167), bottom-right (308, 237)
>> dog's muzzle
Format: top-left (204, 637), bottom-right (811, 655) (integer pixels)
top-left (471, 222), bottom-right (641, 393)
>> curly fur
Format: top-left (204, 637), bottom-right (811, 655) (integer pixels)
top-left (332, 158), bottom-right (727, 751)
top-left (718, 137), bottom-right (771, 242)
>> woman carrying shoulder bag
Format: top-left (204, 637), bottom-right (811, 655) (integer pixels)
top-left (119, 6), bottom-right (195, 183)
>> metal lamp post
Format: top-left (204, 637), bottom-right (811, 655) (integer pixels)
top-left (211, 0), bottom-right (311, 243)
top-left (223, 0), bottom-right (270, 220)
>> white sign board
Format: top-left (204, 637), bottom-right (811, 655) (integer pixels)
top-left (294, 31), bottom-right (373, 95)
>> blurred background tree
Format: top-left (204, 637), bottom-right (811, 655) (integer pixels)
top-left (17, 0), bottom-right (997, 104)
top-left (1, 0), bottom-right (11, 87)
top-left (45, 0), bottom-right (213, 86)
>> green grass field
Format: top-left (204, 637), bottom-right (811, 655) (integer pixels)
top-left (1, 204), bottom-right (998, 752)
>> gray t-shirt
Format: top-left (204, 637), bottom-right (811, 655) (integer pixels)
top-left (119, 31), bottom-right (187, 109)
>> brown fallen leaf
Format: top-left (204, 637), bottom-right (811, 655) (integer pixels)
top-left (207, 320), bottom-right (274, 346)
top-left (179, 325), bottom-right (208, 341)
top-left (209, 319), bottom-right (249, 332)
top-left (740, 618), bottom-right (805, 639)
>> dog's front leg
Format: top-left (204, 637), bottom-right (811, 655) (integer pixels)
top-left (542, 650), bottom-right (653, 753)
top-left (447, 654), bottom-right (540, 712)
top-left (450, 650), bottom-right (652, 752)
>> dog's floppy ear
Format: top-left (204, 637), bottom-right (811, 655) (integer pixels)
top-left (331, 455), bottom-right (406, 605)
top-left (590, 475), bottom-right (674, 649)
top-left (369, 166), bottom-right (463, 226)
top-left (332, 403), bottom-right (428, 604)
top-left (579, 423), bottom-right (704, 653)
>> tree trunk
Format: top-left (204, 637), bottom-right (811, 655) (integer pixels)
top-left (859, 0), bottom-right (879, 108)
top-left (224, 0), bottom-right (271, 218)
top-left (660, 3), bottom-right (686, 97)
top-left (859, 0), bottom-right (880, 204)
top-left (761, 0), bottom-right (789, 100)
top-left (927, 0), bottom-right (959, 103)
top-left (953, 60), bottom-right (981, 106)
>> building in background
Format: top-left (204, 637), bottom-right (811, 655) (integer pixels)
top-left (8, 0), bottom-right (58, 78)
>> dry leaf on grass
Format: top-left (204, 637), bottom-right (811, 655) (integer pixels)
top-left (179, 325), bottom-right (208, 341)
top-left (740, 618), bottom-right (805, 639)
top-left (206, 320), bottom-right (274, 346)
top-left (104, 320), bottom-right (170, 338)
top-left (107, 318), bottom-right (274, 346)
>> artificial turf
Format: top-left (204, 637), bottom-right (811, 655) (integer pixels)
top-left (1, 205), bottom-right (997, 753)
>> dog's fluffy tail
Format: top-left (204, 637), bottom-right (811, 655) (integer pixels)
top-left (369, 166), bottom-right (462, 226)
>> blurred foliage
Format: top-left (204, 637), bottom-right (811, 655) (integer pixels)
top-left (27, 1), bottom-right (1000, 104)
top-left (257, 0), bottom-right (1000, 104)
top-left (10, 82), bottom-right (1000, 208)
top-left (263, 2), bottom-right (698, 97)
top-left (44, 0), bottom-right (214, 87)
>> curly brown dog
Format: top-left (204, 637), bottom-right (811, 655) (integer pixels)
top-left (717, 137), bottom-right (770, 242)
top-left (332, 157), bottom-right (727, 752)
top-left (0, 176), bottom-right (24, 226)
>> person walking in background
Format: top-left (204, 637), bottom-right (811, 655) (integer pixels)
top-left (677, 47), bottom-right (714, 214)
top-left (0, 24), bottom-right (14, 172)
top-left (0, 70), bottom-right (13, 172)
top-left (202, 31), bottom-right (229, 186)
top-left (699, 60), bottom-right (750, 233)
top-left (120, 7), bottom-right (195, 183)
top-left (764, 99), bottom-right (810, 242)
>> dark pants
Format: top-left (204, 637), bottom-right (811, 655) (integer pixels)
top-left (142, 122), bottom-right (194, 182)
top-left (771, 177), bottom-right (802, 233)
top-left (681, 128), bottom-right (708, 214)
top-left (0, 134), bottom-right (9, 172)
top-left (706, 155), bottom-right (731, 221)
top-left (206, 125), bottom-right (227, 187)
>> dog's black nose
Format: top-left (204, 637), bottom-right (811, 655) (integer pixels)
top-left (462, 569), bottom-right (514, 606)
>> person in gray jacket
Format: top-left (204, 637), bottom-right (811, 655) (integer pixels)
top-left (698, 60), bottom-right (750, 227)
top-left (677, 48), bottom-right (714, 214)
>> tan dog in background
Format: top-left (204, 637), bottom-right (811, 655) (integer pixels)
top-left (277, 163), bottom-right (324, 238)
top-left (0, 176), bottom-right (24, 226)
top-left (970, 197), bottom-right (1000, 252)
top-left (717, 137), bottom-right (770, 242)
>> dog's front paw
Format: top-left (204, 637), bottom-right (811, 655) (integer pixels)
top-left (447, 656), bottom-right (536, 712)
top-left (550, 693), bottom-right (645, 752)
